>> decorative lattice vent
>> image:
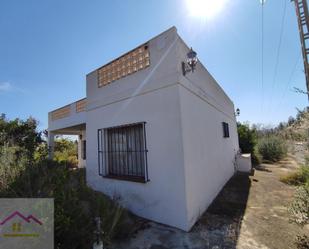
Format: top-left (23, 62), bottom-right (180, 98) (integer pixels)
top-left (51, 105), bottom-right (71, 121)
top-left (76, 98), bottom-right (86, 113)
top-left (97, 44), bottom-right (150, 87)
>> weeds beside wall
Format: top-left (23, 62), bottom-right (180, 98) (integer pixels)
top-left (281, 155), bottom-right (309, 248)
top-left (0, 114), bottom-right (138, 249)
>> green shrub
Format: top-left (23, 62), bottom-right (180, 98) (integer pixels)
top-left (237, 123), bottom-right (257, 154)
top-left (283, 159), bottom-right (309, 244)
top-left (0, 157), bottom-right (137, 248)
top-left (289, 185), bottom-right (309, 226)
top-left (0, 114), bottom-right (138, 248)
top-left (34, 142), bottom-right (48, 162)
top-left (0, 144), bottom-right (27, 189)
top-left (0, 115), bottom-right (42, 161)
top-left (237, 123), bottom-right (260, 164)
top-left (280, 166), bottom-right (309, 186)
top-left (53, 138), bottom-right (78, 167)
top-left (295, 234), bottom-right (309, 249)
top-left (257, 136), bottom-right (287, 162)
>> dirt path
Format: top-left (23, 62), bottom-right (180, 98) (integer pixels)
top-left (111, 155), bottom-right (308, 249)
top-left (237, 155), bottom-right (307, 249)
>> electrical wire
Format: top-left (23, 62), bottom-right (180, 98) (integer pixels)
top-left (268, 0), bottom-right (287, 114)
top-left (273, 54), bottom-right (301, 113)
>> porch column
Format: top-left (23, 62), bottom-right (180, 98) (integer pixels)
top-left (78, 134), bottom-right (82, 167)
top-left (48, 131), bottom-right (55, 159)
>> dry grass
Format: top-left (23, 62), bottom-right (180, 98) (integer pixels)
top-left (280, 166), bottom-right (309, 186)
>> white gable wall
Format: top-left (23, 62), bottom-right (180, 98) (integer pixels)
top-left (176, 39), bottom-right (239, 230)
top-left (86, 84), bottom-right (189, 230)
top-left (86, 27), bottom-right (179, 112)
top-left (85, 27), bottom-right (189, 230)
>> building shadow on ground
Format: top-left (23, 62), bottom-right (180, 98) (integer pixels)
top-left (191, 172), bottom-right (252, 249)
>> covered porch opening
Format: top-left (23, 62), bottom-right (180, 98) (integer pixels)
top-left (48, 123), bottom-right (86, 168)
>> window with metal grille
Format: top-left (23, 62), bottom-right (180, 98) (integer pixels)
top-left (98, 122), bottom-right (148, 183)
top-left (222, 122), bottom-right (230, 138)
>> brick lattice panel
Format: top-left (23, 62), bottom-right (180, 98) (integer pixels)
top-left (98, 43), bottom-right (150, 87)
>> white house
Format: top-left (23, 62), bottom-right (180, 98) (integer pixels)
top-left (47, 27), bottom-right (242, 231)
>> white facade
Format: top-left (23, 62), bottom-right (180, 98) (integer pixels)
top-left (48, 27), bottom-right (240, 231)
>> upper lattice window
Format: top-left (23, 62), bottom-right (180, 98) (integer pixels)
top-left (97, 44), bottom-right (150, 87)
top-left (51, 105), bottom-right (71, 121)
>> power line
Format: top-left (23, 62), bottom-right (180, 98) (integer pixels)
top-left (274, 54), bottom-right (301, 112)
top-left (268, 0), bottom-right (287, 114)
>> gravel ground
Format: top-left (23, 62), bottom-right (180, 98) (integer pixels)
top-left (110, 154), bottom-right (308, 249)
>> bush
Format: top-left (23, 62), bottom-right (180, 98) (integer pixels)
top-left (53, 138), bottom-right (78, 167)
top-left (0, 144), bottom-right (27, 189)
top-left (257, 136), bottom-right (287, 162)
top-left (237, 123), bottom-right (260, 164)
top-left (0, 114), bottom-right (139, 248)
top-left (295, 235), bottom-right (309, 249)
top-left (280, 166), bottom-right (309, 186)
top-left (288, 185), bottom-right (309, 226)
top-left (237, 123), bottom-right (257, 154)
top-left (0, 115), bottom-right (42, 161)
top-left (0, 157), bottom-right (138, 248)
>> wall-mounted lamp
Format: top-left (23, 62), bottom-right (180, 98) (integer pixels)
top-left (182, 47), bottom-right (198, 76)
top-left (235, 108), bottom-right (240, 117)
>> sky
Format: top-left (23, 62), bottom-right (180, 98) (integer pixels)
top-left (0, 0), bottom-right (308, 130)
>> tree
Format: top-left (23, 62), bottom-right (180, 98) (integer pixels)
top-left (53, 138), bottom-right (78, 167)
top-left (278, 122), bottom-right (286, 130)
top-left (0, 114), bottom-right (42, 162)
top-left (237, 123), bottom-right (257, 154)
top-left (288, 116), bottom-right (295, 126)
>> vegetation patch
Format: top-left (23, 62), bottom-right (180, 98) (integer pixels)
top-left (280, 166), bottom-right (309, 186)
top-left (237, 123), bottom-right (260, 165)
top-left (288, 185), bottom-right (309, 226)
top-left (295, 234), bottom-right (309, 249)
top-left (284, 161), bottom-right (309, 227)
top-left (257, 136), bottom-right (287, 162)
top-left (0, 160), bottom-right (138, 248)
top-left (0, 114), bottom-right (140, 249)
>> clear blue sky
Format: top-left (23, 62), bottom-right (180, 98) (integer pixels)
top-left (0, 0), bottom-right (307, 130)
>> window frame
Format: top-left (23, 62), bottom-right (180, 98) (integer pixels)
top-left (98, 122), bottom-right (149, 183)
top-left (222, 122), bottom-right (230, 138)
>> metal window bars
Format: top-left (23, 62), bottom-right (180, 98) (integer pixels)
top-left (98, 122), bottom-right (149, 183)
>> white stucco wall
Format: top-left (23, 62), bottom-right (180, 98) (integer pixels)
top-left (85, 27), bottom-right (191, 230)
top-left (176, 39), bottom-right (239, 230)
top-left (86, 27), bottom-right (179, 113)
top-left (48, 101), bottom-right (86, 132)
top-left (179, 86), bottom-right (238, 229)
top-left (86, 84), bottom-right (189, 230)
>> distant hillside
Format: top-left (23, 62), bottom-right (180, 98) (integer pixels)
top-left (280, 108), bottom-right (309, 142)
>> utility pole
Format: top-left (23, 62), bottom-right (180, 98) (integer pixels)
top-left (293, 0), bottom-right (309, 99)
